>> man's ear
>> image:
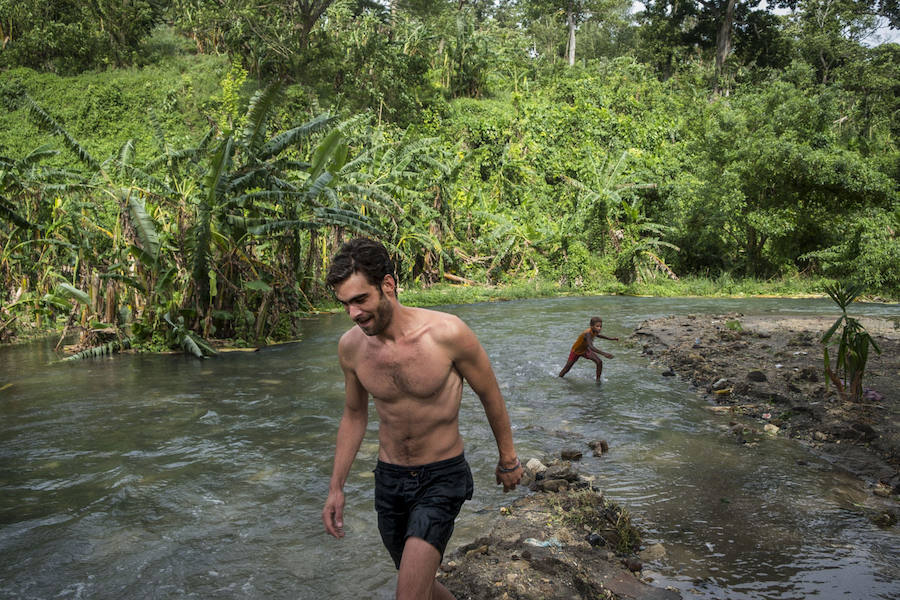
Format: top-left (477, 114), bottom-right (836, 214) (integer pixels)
top-left (381, 274), bottom-right (397, 296)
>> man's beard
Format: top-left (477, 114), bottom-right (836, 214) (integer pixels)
top-left (356, 291), bottom-right (393, 336)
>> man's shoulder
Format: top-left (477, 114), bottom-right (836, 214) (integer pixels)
top-left (416, 306), bottom-right (465, 328)
top-left (409, 307), bottom-right (469, 344)
top-left (338, 326), bottom-right (365, 349)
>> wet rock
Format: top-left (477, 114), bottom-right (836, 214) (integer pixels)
top-left (623, 556), bottom-right (643, 572)
top-left (525, 458), bottom-right (547, 474)
top-left (638, 543), bottom-right (667, 561)
top-left (826, 422), bottom-right (879, 443)
top-left (588, 440), bottom-right (609, 457)
top-left (538, 478), bottom-right (569, 493)
top-left (544, 462), bottom-right (579, 482)
top-left (872, 511), bottom-right (897, 527)
top-left (768, 392), bottom-right (790, 404)
top-left (585, 533), bottom-right (606, 547)
top-left (798, 366), bottom-right (819, 382)
top-left (872, 482), bottom-right (893, 498)
top-left (662, 369), bottom-right (675, 377)
top-left (747, 370), bottom-right (768, 382)
top-left (561, 449), bottom-right (583, 461)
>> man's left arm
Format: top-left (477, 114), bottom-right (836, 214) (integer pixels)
top-left (447, 317), bottom-right (522, 491)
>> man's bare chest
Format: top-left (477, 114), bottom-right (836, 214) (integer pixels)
top-left (355, 341), bottom-right (456, 401)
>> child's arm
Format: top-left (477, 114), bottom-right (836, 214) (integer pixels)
top-left (588, 333), bottom-right (615, 358)
top-left (598, 334), bottom-right (619, 341)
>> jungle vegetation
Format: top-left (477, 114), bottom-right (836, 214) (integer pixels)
top-left (0, 0), bottom-right (897, 353)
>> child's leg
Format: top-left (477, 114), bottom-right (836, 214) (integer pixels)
top-left (586, 352), bottom-right (603, 380)
top-left (558, 356), bottom-right (577, 377)
top-left (558, 352), bottom-right (580, 377)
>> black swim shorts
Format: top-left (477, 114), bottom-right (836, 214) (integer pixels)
top-left (373, 453), bottom-right (474, 569)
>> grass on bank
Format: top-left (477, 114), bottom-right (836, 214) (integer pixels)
top-left (396, 273), bottom-right (843, 308)
top-left (3, 274), bottom-right (890, 349)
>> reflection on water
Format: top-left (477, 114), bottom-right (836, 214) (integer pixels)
top-left (1, 297), bottom-right (898, 599)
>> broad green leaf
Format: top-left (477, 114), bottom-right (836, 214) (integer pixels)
top-left (58, 283), bottom-right (90, 305)
top-left (127, 192), bottom-right (161, 262)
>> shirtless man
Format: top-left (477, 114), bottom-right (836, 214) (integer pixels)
top-left (321, 238), bottom-right (523, 600)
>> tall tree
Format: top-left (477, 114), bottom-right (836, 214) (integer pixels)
top-left (780, 0), bottom-right (883, 84)
top-left (522, 0), bottom-right (631, 65)
top-left (714, 0), bottom-right (738, 80)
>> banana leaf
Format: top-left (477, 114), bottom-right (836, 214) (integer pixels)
top-left (61, 338), bottom-right (132, 361)
top-left (258, 114), bottom-right (334, 160)
top-left (57, 283), bottom-right (90, 305)
top-left (240, 83), bottom-right (282, 154)
top-left (25, 95), bottom-right (100, 171)
top-left (0, 196), bottom-right (34, 229)
top-left (127, 192), bottom-right (161, 263)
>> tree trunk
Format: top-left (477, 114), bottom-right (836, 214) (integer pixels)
top-left (566, 9), bottom-right (576, 66)
top-left (715, 0), bottom-right (737, 81)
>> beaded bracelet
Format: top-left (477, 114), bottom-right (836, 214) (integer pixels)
top-left (497, 457), bottom-right (521, 473)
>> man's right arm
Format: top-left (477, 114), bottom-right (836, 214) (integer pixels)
top-left (322, 337), bottom-right (369, 539)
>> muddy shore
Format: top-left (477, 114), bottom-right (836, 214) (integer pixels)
top-left (442, 312), bottom-right (898, 599)
top-left (631, 313), bottom-right (900, 494)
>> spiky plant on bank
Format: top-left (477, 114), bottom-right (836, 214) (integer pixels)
top-left (821, 282), bottom-right (882, 402)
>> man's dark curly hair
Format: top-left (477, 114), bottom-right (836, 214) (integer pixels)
top-left (326, 238), bottom-right (397, 288)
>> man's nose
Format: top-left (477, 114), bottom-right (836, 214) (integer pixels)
top-left (347, 304), bottom-right (363, 320)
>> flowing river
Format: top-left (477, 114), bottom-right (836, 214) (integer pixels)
top-left (1, 296), bottom-right (898, 599)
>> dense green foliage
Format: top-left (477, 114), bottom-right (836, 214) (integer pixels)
top-left (1, 0), bottom-right (897, 352)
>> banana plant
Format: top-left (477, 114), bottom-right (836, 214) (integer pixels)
top-left (335, 128), bottom-right (457, 283)
top-left (612, 198), bottom-right (680, 284)
top-left (182, 83), bottom-right (382, 338)
top-left (16, 88), bottom-right (383, 349)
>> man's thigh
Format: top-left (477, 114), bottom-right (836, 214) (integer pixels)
top-left (396, 536), bottom-right (443, 599)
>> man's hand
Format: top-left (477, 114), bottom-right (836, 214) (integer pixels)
top-left (495, 457), bottom-right (523, 492)
top-left (322, 489), bottom-right (346, 538)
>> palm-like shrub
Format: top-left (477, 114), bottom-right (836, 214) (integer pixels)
top-left (821, 283), bottom-right (882, 402)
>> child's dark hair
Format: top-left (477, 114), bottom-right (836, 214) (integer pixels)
top-left (326, 238), bottom-right (396, 288)
top-left (590, 316), bottom-right (603, 326)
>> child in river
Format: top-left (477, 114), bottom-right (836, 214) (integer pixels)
top-left (558, 317), bottom-right (619, 381)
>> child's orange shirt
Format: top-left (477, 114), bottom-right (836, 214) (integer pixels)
top-left (570, 329), bottom-right (592, 354)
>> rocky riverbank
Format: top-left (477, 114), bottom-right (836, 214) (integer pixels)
top-left (441, 456), bottom-right (681, 600)
top-left (631, 313), bottom-right (900, 499)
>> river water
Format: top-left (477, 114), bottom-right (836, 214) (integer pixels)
top-left (1, 296), bottom-right (898, 599)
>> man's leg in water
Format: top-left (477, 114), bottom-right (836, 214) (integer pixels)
top-left (396, 536), bottom-right (455, 600)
